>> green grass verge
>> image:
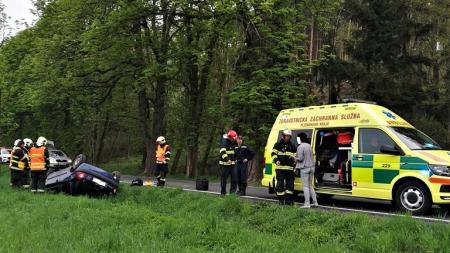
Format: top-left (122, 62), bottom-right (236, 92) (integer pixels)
top-left (0, 167), bottom-right (449, 252)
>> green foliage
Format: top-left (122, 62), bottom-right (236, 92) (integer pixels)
top-left (0, 170), bottom-right (449, 252)
top-left (0, 0), bottom-right (449, 178)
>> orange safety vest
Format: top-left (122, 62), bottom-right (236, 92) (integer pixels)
top-left (155, 145), bottom-right (169, 164)
top-left (29, 146), bottom-right (47, 171)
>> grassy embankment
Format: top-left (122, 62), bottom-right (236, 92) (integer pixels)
top-left (0, 165), bottom-right (449, 252)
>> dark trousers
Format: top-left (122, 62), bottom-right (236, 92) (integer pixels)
top-left (22, 169), bottom-right (30, 188)
top-left (219, 165), bottom-right (237, 195)
top-left (155, 163), bottom-right (168, 186)
top-left (10, 169), bottom-right (23, 188)
top-left (275, 169), bottom-right (295, 205)
top-left (31, 171), bottom-right (47, 192)
top-left (236, 163), bottom-right (248, 195)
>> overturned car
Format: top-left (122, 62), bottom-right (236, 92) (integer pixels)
top-left (45, 154), bottom-right (120, 196)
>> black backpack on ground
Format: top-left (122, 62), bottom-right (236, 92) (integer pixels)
top-left (196, 178), bottom-right (209, 191)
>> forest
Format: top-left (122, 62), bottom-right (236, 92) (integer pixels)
top-left (0, 0), bottom-right (448, 179)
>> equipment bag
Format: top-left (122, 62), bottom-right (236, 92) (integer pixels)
top-left (196, 178), bottom-right (209, 191)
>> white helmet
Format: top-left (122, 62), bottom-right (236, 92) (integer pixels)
top-left (14, 139), bottom-right (22, 147)
top-left (23, 138), bottom-right (33, 148)
top-left (36, 136), bottom-right (47, 146)
top-left (282, 129), bottom-right (292, 136)
top-left (156, 136), bottom-right (166, 144)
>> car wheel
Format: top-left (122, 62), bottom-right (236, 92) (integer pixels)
top-left (112, 171), bottom-right (121, 183)
top-left (71, 154), bottom-right (87, 171)
top-left (395, 181), bottom-right (432, 215)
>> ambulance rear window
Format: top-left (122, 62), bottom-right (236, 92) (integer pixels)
top-left (389, 127), bottom-right (441, 150)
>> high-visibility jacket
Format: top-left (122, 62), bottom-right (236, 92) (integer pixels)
top-left (9, 147), bottom-right (28, 171)
top-left (271, 139), bottom-right (296, 170)
top-left (155, 144), bottom-right (171, 164)
top-left (29, 146), bottom-right (48, 171)
top-left (219, 138), bottom-right (236, 166)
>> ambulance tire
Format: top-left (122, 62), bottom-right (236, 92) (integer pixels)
top-left (395, 181), bottom-right (432, 215)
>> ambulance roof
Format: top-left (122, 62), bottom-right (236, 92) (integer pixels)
top-left (276, 103), bottom-right (413, 129)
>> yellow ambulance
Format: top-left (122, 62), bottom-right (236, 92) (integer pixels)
top-left (261, 101), bottom-right (450, 214)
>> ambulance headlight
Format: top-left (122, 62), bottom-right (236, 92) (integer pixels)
top-left (429, 165), bottom-right (450, 177)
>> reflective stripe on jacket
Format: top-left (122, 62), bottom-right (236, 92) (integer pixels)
top-left (271, 139), bottom-right (296, 170)
top-left (29, 146), bottom-right (47, 171)
top-left (9, 147), bottom-right (28, 171)
top-left (219, 138), bottom-right (236, 166)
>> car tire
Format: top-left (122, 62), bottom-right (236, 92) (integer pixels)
top-left (71, 154), bottom-right (87, 171)
top-left (112, 171), bottom-right (121, 183)
top-left (395, 181), bottom-right (432, 215)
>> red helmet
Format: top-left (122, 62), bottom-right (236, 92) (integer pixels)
top-left (227, 130), bottom-right (237, 140)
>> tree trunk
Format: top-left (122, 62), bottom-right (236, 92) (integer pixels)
top-left (199, 127), bottom-right (217, 176)
top-left (137, 89), bottom-right (153, 175)
top-left (95, 112), bottom-right (110, 163)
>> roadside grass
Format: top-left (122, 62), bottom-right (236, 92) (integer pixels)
top-left (0, 167), bottom-right (449, 252)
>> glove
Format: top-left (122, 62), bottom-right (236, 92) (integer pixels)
top-left (243, 159), bottom-right (248, 163)
top-left (276, 161), bottom-right (280, 166)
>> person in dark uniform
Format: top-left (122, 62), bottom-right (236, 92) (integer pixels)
top-left (235, 136), bottom-right (255, 196)
top-left (22, 138), bottom-right (33, 189)
top-left (9, 140), bottom-right (29, 188)
top-left (271, 129), bottom-right (296, 205)
top-left (219, 130), bottom-right (238, 195)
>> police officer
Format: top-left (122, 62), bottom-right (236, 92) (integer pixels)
top-left (29, 136), bottom-right (49, 193)
top-left (219, 130), bottom-right (238, 195)
top-left (271, 129), bottom-right (296, 205)
top-left (235, 136), bottom-right (255, 196)
top-left (154, 136), bottom-right (170, 187)
top-left (22, 138), bottom-right (33, 189)
top-left (9, 140), bottom-right (29, 188)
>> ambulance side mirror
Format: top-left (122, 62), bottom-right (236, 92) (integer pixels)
top-left (380, 144), bottom-right (403, 156)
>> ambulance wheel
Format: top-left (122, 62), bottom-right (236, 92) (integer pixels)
top-left (395, 181), bottom-right (431, 215)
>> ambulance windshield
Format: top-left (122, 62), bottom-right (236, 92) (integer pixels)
top-left (389, 127), bottom-right (442, 150)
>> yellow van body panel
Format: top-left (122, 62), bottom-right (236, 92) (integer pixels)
top-left (262, 103), bottom-right (450, 205)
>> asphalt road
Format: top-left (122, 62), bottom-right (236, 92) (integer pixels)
top-left (121, 175), bottom-right (450, 223)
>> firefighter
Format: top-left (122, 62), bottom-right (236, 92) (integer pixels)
top-left (155, 136), bottom-right (170, 187)
top-left (21, 138), bottom-right (33, 189)
top-left (9, 140), bottom-right (28, 188)
top-left (29, 136), bottom-right (49, 193)
top-left (235, 136), bottom-right (255, 196)
top-left (219, 130), bottom-right (238, 195)
top-left (272, 129), bottom-right (296, 205)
